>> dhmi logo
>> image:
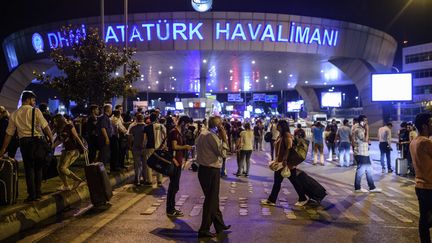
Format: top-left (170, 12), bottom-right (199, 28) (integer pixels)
top-left (191, 0), bottom-right (212, 12)
top-left (32, 33), bottom-right (44, 53)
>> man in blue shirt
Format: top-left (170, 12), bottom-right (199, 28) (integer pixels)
top-left (312, 122), bottom-right (325, 165)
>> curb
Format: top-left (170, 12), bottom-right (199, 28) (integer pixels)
top-left (0, 168), bottom-right (134, 241)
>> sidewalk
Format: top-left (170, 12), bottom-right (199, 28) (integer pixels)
top-left (0, 152), bottom-right (135, 241)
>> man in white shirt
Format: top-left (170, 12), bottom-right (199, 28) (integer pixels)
top-left (269, 119), bottom-right (279, 160)
top-left (0, 91), bottom-right (53, 202)
top-left (378, 122), bottom-right (393, 173)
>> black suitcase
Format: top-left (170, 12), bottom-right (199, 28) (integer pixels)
top-left (84, 153), bottom-right (113, 206)
top-left (296, 170), bottom-right (327, 202)
top-left (0, 157), bottom-right (18, 205)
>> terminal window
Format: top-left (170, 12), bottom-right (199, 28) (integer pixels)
top-left (405, 51), bottom-right (432, 64)
top-left (412, 68), bottom-right (432, 79)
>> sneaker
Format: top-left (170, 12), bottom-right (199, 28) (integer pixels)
top-left (260, 199), bottom-right (276, 206)
top-left (294, 199), bottom-right (309, 207)
top-left (369, 188), bottom-right (382, 193)
top-left (354, 188), bottom-right (369, 193)
top-left (167, 210), bottom-right (184, 217)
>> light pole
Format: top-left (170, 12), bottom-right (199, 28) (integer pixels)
top-left (122, 0), bottom-right (129, 110)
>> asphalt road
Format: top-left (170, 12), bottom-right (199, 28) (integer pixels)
top-left (14, 143), bottom-right (421, 243)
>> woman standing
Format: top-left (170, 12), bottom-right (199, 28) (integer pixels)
top-left (238, 123), bottom-right (254, 177)
top-left (52, 114), bottom-right (87, 191)
top-left (261, 120), bottom-right (308, 207)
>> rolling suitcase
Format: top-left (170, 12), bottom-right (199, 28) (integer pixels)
top-left (0, 157), bottom-right (18, 205)
top-left (396, 146), bottom-right (408, 176)
top-left (296, 169), bottom-right (327, 202)
top-left (84, 153), bottom-right (113, 206)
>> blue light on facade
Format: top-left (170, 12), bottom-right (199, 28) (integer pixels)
top-left (32, 20), bottom-right (340, 52)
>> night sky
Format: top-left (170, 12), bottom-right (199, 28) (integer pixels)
top-left (1, 0), bottom-right (431, 80)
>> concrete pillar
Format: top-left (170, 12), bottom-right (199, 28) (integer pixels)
top-left (295, 85), bottom-right (320, 113)
top-left (199, 59), bottom-right (207, 98)
top-left (330, 58), bottom-right (389, 137)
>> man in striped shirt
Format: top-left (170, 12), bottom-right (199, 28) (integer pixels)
top-left (352, 115), bottom-right (382, 193)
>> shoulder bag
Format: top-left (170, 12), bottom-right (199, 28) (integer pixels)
top-left (146, 136), bottom-right (175, 177)
top-left (30, 108), bottom-right (54, 166)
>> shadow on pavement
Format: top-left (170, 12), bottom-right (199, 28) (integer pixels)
top-left (150, 218), bottom-right (197, 242)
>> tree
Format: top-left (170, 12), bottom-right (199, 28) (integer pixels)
top-left (34, 26), bottom-right (140, 106)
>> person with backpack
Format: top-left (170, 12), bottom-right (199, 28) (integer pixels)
top-left (325, 119), bottom-right (338, 161)
top-left (51, 114), bottom-right (87, 191)
top-left (294, 123), bottom-right (306, 139)
top-left (260, 120), bottom-right (308, 207)
top-left (254, 120), bottom-right (264, 151)
top-left (0, 91), bottom-right (54, 202)
top-left (143, 112), bottom-right (165, 186)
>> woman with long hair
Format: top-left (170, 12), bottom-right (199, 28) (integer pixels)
top-left (237, 122), bottom-right (254, 177)
top-left (52, 114), bottom-right (87, 191)
top-left (261, 120), bottom-right (308, 207)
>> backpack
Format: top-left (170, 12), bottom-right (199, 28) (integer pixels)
top-left (264, 132), bottom-right (272, 142)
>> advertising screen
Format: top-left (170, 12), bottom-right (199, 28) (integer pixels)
top-left (175, 102), bottom-right (184, 110)
top-left (371, 73), bottom-right (412, 101)
top-left (228, 93), bottom-right (243, 102)
top-left (287, 100), bottom-right (304, 112)
top-left (225, 105), bottom-right (234, 111)
top-left (321, 92), bottom-right (341, 107)
top-left (265, 95), bottom-right (278, 103)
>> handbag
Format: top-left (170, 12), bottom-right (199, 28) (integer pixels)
top-left (146, 136), bottom-right (175, 177)
top-left (280, 166), bottom-right (291, 178)
top-left (30, 108), bottom-right (53, 166)
top-left (268, 160), bottom-right (284, 171)
top-left (287, 137), bottom-right (310, 167)
top-left (264, 132), bottom-right (272, 142)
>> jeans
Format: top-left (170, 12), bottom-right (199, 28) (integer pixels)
top-left (87, 135), bottom-right (99, 163)
top-left (379, 142), bottom-right (392, 170)
top-left (198, 165), bottom-right (226, 232)
top-left (326, 142), bottom-right (336, 159)
top-left (99, 143), bottom-right (111, 168)
top-left (110, 136), bottom-right (120, 170)
top-left (132, 149), bottom-right (144, 183)
top-left (19, 138), bottom-right (43, 199)
top-left (354, 155), bottom-right (376, 190)
top-left (339, 142), bottom-right (351, 167)
top-left (268, 168), bottom-right (307, 203)
top-left (239, 150), bottom-right (252, 174)
top-left (167, 165), bottom-right (182, 213)
top-left (220, 158), bottom-right (227, 176)
top-left (415, 188), bottom-right (432, 243)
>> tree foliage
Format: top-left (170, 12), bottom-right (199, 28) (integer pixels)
top-left (34, 26), bottom-right (139, 106)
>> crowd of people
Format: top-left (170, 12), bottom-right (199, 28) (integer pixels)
top-left (0, 91), bottom-right (430, 241)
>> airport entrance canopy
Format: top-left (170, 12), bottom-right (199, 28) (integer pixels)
top-left (1, 12), bottom-right (397, 131)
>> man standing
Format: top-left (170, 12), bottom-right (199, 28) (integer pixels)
top-left (410, 112), bottom-right (432, 243)
top-left (378, 122), bottom-right (393, 173)
top-left (325, 119), bottom-right (338, 161)
top-left (269, 118), bottom-right (279, 160)
top-left (352, 115), bottom-right (381, 193)
top-left (86, 105), bottom-right (100, 163)
top-left (0, 91), bottom-right (54, 202)
top-left (166, 116), bottom-right (193, 217)
top-left (196, 116), bottom-right (230, 238)
top-left (128, 113), bottom-right (146, 186)
top-left (143, 112), bottom-right (165, 187)
top-left (97, 104), bottom-right (114, 171)
top-left (336, 119), bottom-right (352, 167)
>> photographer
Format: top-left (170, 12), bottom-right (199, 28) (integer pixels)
top-left (378, 122), bottom-right (393, 173)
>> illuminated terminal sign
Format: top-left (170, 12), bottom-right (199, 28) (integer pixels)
top-left (33, 20), bottom-right (340, 52)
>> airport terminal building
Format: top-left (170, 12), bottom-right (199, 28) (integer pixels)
top-left (1, 11), bottom-right (397, 133)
